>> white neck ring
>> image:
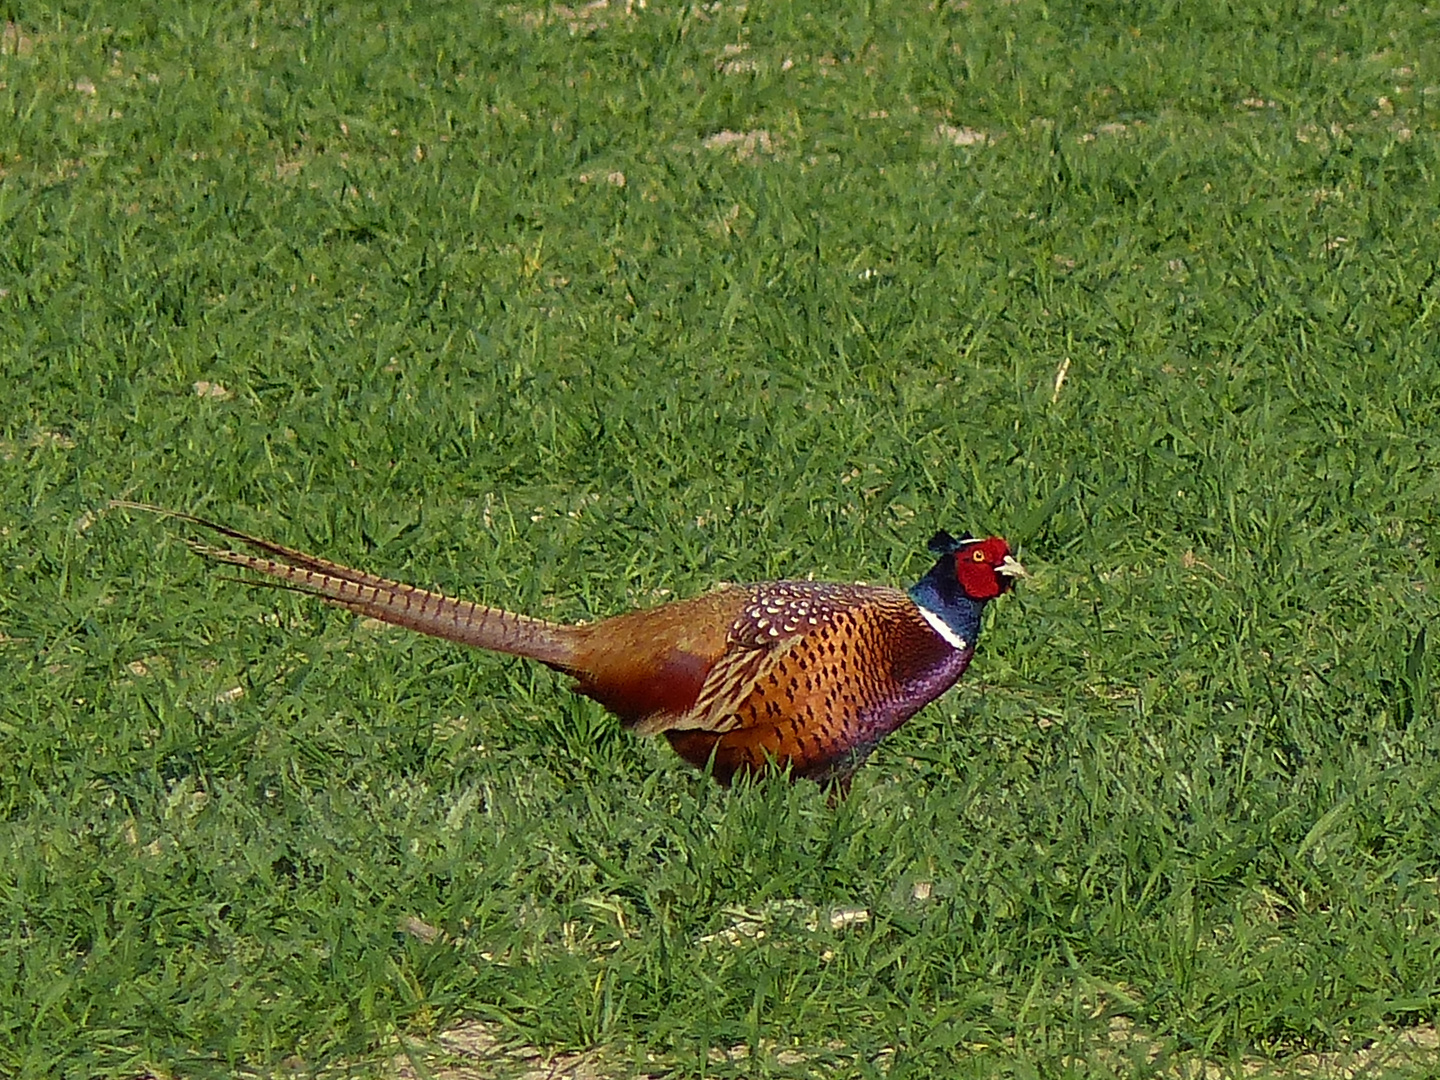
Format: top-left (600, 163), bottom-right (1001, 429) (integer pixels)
top-left (917, 606), bottom-right (968, 651)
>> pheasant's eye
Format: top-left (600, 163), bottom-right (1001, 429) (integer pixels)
top-left (972, 549), bottom-right (987, 563)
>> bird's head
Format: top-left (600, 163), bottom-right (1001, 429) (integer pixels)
top-left (927, 529), bottom-right (1027, 601)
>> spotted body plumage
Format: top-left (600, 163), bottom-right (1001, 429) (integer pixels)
top-left (662, 582), bottom-right (978, 782)
top-left (113, 502), bottom-right (1025, 788)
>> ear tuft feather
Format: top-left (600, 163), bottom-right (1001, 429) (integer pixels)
top-left (927, 529), bottom-right (974, 556)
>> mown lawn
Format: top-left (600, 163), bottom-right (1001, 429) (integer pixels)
top-left (2, 1), bottom-right (1439, 1076)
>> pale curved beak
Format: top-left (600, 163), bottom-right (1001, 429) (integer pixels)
top-left (996, 554), bottom-right (1028, 579)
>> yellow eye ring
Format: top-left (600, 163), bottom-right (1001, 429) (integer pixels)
top-left (972, 549), bottom-right (987, 562)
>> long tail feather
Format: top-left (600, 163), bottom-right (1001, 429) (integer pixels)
top-left (110, 501), bottom-right (579, 668)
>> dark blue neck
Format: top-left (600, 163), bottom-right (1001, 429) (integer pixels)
top-left (908, 558), bottom-right (987, 648)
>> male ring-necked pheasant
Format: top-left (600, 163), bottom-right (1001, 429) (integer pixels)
top-left (114, 503), bottom-right (1025, 785)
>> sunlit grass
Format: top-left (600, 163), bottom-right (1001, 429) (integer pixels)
top-left (2, 1), bottom-right (1439, 1076)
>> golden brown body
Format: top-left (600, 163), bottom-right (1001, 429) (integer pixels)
top-left (563, 584), bottom-right (968, 782)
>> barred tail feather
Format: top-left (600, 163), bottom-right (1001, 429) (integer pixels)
top-left (111, 502), bottom-right (578, 668)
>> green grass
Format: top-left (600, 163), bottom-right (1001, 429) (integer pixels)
top-left (3, 0), bottom-right (1440, 1076)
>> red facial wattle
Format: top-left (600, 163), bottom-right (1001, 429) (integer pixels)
top-left (954, 537), bottom-right (1015, 599)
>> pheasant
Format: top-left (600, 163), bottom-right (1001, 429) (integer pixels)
top-left (112, 502), bottom-right (1025, 786)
